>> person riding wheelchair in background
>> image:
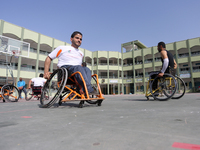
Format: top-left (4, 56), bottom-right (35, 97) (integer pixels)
top-left (28, 73), bottom-right (46, 95)
top-left (149, 42), bottom-right (177, 94)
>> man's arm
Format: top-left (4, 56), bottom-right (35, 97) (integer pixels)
top-left (174, 59), bottom-right (177, 69)
top-left (28, 80), bottom-right (32, 89)
top-left (44, 56), bottom-right (52, 79)
top-left (158, 51), bottom-right (168, 77)
top-left (22, 81), bottom-right (26, 87)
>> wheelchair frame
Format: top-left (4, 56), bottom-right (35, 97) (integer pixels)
top-left (40, 67), bottom-right (105, 108)
top-left (145, 73), bottom-right (178, 101)
top-left (26, 86), bottom-right (49, 101)
top-left (0, 51), bottom-right (19, 102)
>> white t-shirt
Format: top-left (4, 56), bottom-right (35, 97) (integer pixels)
top-left (31, 77), bottom-right (46, 87)
top-left (48, 45), bottom-right (84, 67)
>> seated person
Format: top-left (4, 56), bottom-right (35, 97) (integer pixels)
top-left (44, 31), bottom-right (96, 95)
top-left (150, 42), bottom-right (177, 92)
top-left (17, 77), bottom-right (27, 99)
top-left (28, 73), bottom-right (46, 94)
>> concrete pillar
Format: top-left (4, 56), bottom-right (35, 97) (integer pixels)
top-left (107, 51), bottom-right (109, 94)
top-left (35, 33), bottom-right (41, 77)
top-left (16, 27), bottom-right (24, 84)
top-left (121, 44), bottom-right (124, 94)
top-left (186, 40), bottom-right (195, 92)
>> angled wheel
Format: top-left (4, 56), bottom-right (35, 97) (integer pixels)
top-left (40, 68), bottom-right (68, 108)
top-left (43, 89), bottom-right (49, 100)
top-left (172, 76), bottom-right (186, 99)
top-left (1, 84), bottom-right (19, 102)
top-left (26, 89), bottom-right (33, 101)
top-left (150, 73), bottom-right (177, 101)
top-left (86, 75), bottom-right (101, 105)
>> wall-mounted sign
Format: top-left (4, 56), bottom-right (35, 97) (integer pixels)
top-left (137, 78), bottom-right (143, 81)
top-left (110, 80), bottom-right (118, 83)
top-left (180, 74), bottom-right (190, 78)
top-left (126, 80), bottom-right (132, 82)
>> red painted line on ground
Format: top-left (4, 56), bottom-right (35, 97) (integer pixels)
top-left (21, 116), bottom-right (32, 118)
top-left (172, 142), bottom-right (200, 150)
top-left (0, 108), bottom-right (39, 114)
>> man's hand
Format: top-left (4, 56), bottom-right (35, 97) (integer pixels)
top-left (44, 72), bottom-right (51, 79)
top-left (18, 86), bottom-right (23, 90)
top-left (44, 56), bottom-right (52, 79)
top-left (158, 72), bottom-right (164, 77)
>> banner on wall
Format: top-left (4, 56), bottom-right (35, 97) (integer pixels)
top-left (110, 80), bottom-right (118, 83)
top-left (180, 74), bottom-right (191, 78)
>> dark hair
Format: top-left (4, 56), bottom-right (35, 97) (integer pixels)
top-left (82, 62), bottom-right (87, 67)
top-left (39, 73), bottom-right (43, 77)
top-left (71, 31), bottom-right (83, 38)
top-left (158, 42), bottom-right (166, 48)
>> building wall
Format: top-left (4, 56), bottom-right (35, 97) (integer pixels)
top-left (0, 20), bottom-right (200, 94)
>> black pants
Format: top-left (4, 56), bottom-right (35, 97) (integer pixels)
top-left (149, 69), bottom-right (176, 90)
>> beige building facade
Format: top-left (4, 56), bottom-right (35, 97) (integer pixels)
top-left (0, 20), bottom-right (200, 95)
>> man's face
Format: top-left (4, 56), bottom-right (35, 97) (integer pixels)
top-left (20, 78), bottom-right (22, 81)
top-left (157, 45), bottom-right (162, 52)
top-left (70, 34), bottom-right (82, 48)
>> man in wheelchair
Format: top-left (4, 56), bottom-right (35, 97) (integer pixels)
top-left (149, 42), bottom-right (177, 94)
top-left (44, 31), bottom-right (97, 95)
top-left (28, 73), bottom-right (46, 95)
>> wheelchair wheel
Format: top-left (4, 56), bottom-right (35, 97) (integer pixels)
top-left (40, 68), bottom-right (68, 108)
top-left (150, 73), bottom-right (177, 101)
top-left (1, 84), bottom-right (19, 102)
top-left (26, 89), bottom-right (33, 101)
top-left (43, 89), bottom-right (49, 100)
top-left (172, 76), bottom-right (186, 99)
top-left (86, 75), bottom-right (101, 105)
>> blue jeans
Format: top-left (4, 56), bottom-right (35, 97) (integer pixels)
top-left (61, 65), bottom-right (94, 93)
top-left (19, 87), bottom-right (27, 98)
top-left (82, 66), bottom-right (91, 83)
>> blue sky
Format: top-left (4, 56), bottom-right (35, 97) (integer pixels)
top-left (1, 0), bottom-right (200, 52)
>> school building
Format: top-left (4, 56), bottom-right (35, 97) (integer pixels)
top-left (0, 20), bottom-right (200, 94)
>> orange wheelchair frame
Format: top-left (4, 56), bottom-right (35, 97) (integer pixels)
top-left (40, 67), bottom-right (105, 108)
top-left (0, 84), bottom-right (19, 102)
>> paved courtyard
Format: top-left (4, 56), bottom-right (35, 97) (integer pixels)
top-left (0, 93), bottom-right (200, 150)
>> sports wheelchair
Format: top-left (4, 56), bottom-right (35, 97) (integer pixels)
top-left (0, 83), bottom-right (19, 102)
top-left (26, 86), bottom-right (49, 101)
top-left (40, 67), bottom-right (105, 108)
top-left (145, 73), bottom-right (186, 101)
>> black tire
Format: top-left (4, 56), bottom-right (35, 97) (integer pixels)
top-left (150, 73), bottom-right (177, 101)
top-left (1, 84), bottom-right (19, 102)
top-left (40, 68), bottom-right (68, 108)
top-left (26, 89), bottom-right (33, 101)
top-left (78, 101), bottom-right (84, 108)
top-left (97, 100), bottom-right (103, 106)
top-left (172, 76), bottom-right (186, 99)
top-left (86, 75), bottom-right (102, 105)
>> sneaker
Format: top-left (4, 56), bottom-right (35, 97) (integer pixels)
top-left (89, 89), bottom-right (99, 95)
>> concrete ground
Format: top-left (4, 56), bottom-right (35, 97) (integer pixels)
top-left (0, 93), bottom-right (200, 150)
